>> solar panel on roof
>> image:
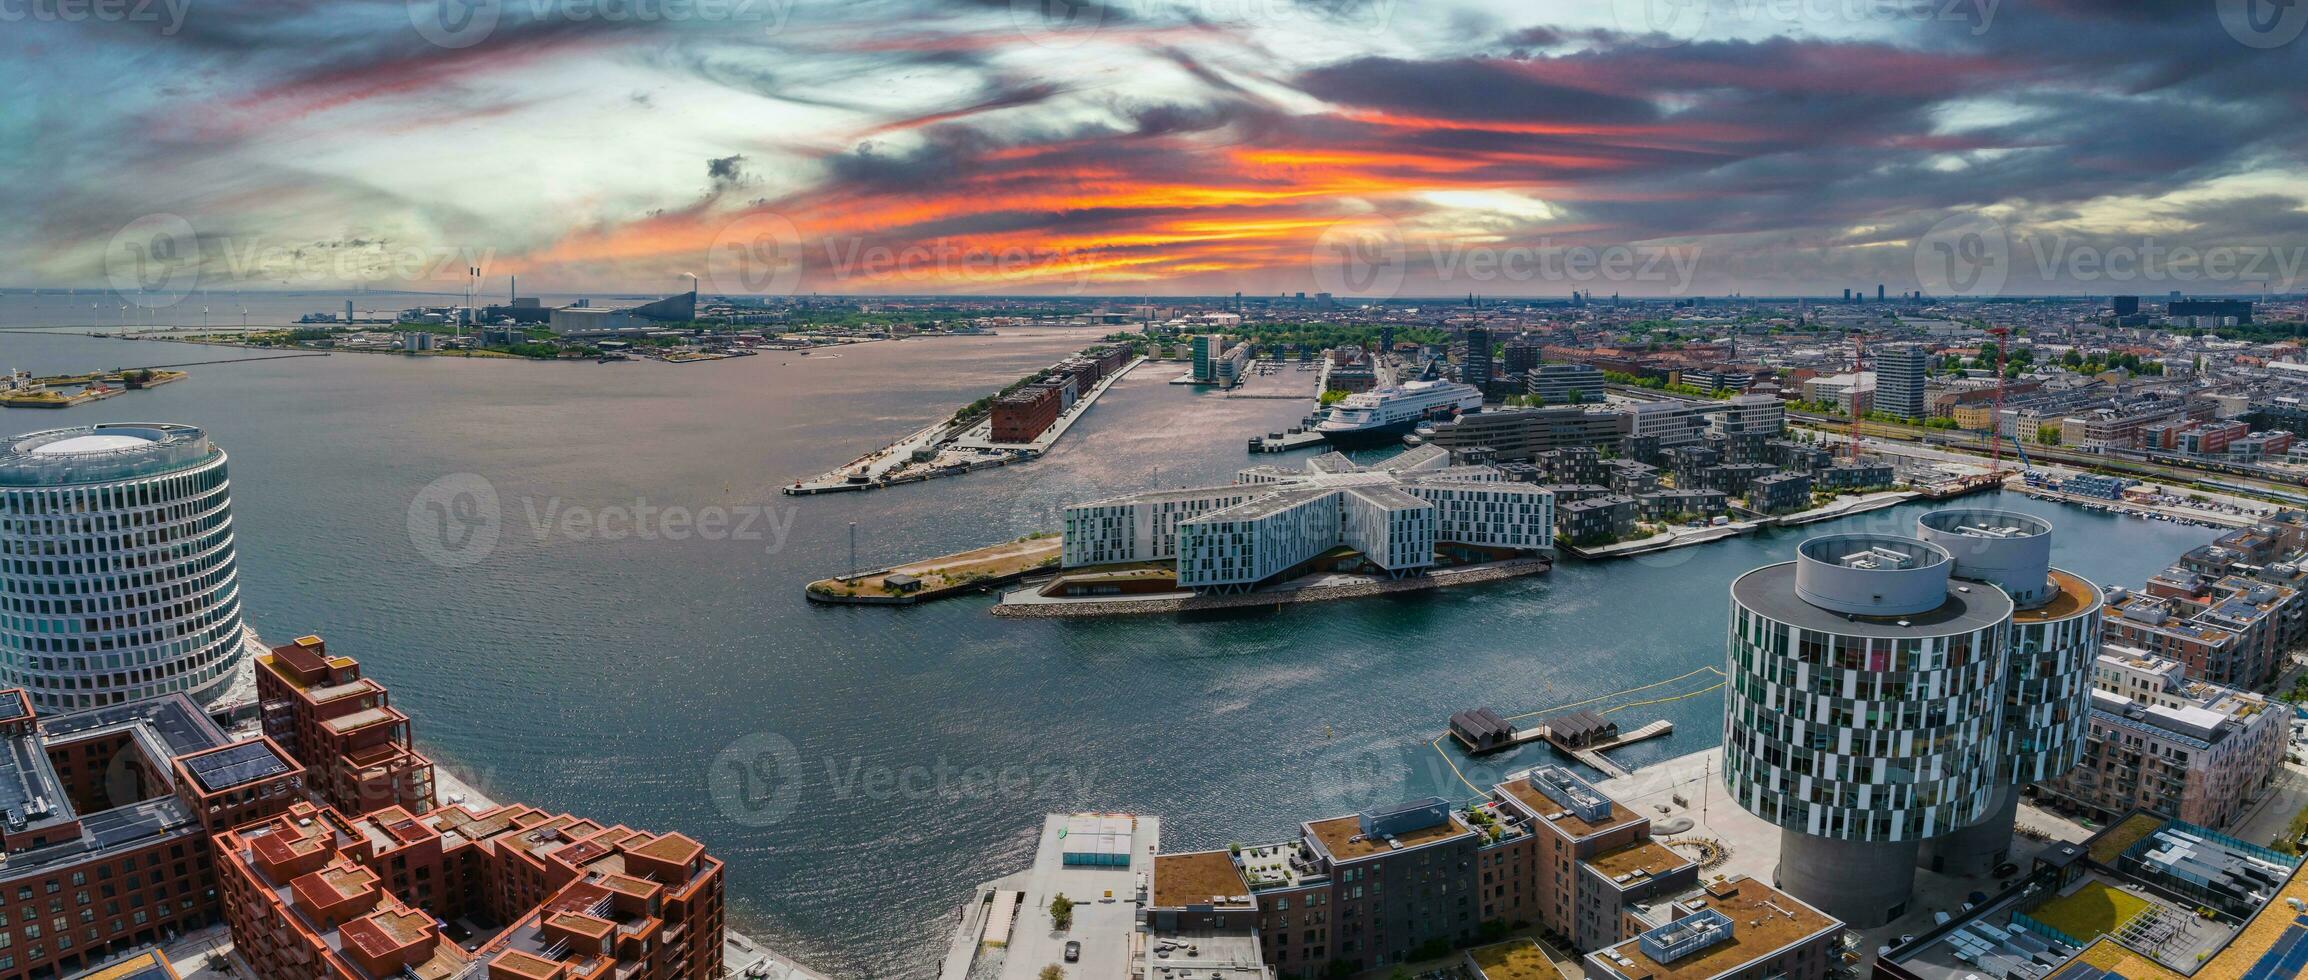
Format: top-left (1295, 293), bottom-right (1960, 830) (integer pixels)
top-left (2239, 918), bottom-right (2308, 980)
top-left (183, 741), bottom-right (292, 792)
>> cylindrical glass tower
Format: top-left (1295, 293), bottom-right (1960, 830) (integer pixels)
top-left (1724, 533), bottom-right (2013, 927)
top-left (0, 423), bottom-right (248, 711)
top-left (1915, 509), bottom-right (2103, 874)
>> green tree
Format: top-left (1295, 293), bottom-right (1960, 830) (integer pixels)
top-left (1050, 893), bottom-right (1074, 932)
top-left (1041, 966), bottom-right (1066, 980)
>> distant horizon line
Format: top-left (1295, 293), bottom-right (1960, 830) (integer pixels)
top-left (2, 286), bottom-right (2298, 305)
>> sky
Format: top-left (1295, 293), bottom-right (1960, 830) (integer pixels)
top-left (5, 0), bottom-right (2306, 300)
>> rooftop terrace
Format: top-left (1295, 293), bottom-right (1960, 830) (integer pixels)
top-left (1305, 812), bottom-right (1471, 861)
top-left (1152, 850), bottom-right (1254, 910)
top-left (1590, 876), bottom-right (1838, 980)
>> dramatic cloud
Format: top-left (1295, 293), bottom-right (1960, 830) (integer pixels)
top-left (5, 0), bottom-right (2304, 296)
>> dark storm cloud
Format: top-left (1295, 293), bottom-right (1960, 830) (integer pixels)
top-left (708, 155), bottom-right (752, 190)
top-left (1294, 57), bottom-right (1661, 125)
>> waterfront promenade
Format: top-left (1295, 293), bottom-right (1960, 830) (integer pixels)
top-left (433, 765), bottom-right (830, 977)
top-left (787, 354), bottom-right (1147, 494)
top-left (1564, 489), bottom-right (1919, 559)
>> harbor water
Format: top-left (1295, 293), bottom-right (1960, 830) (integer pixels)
top-left (0, 318), bottom-right (2223, 978)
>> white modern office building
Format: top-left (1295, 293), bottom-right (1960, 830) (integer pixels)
top-left (1190, 334), bottom-right (1250, 386)
top-left (1526, 363), bottom-right (1604, 404)
top-left (1800, 371), bottom-right (1875, 415)
top-left (1707, 393), bottom-right (1786, 438)
top-left (1062, 447), bottom-right (1552, 592)
top-left (0, 423), bottom-right (251, 711)
top-left (1626, 400), bottom-right (1713, 448)
top-left (1722, 510), bottom-right (2103, 927)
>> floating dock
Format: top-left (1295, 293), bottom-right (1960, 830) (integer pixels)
top-left (1247, 430), bottom-right (1326, 453)
top-left (1562, 720), bottom-right (1674, 779)
top-left (1448, 708), bottom-right (1673, 780)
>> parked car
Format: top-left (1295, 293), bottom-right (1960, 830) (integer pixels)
top-left (1065, 941), bottom-right (1081, 963)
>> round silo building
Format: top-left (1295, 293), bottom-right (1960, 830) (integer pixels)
top-left (1914, 509), bottom-right (2103, 876)
top-left (1723, 533), bottom-right (2014, 927)
top-left (0, 423), bottom-right (252, 711)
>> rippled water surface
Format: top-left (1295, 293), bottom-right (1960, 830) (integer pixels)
top-left (0, 318), bottom-right (2220, 978)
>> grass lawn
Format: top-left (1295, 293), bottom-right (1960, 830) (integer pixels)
top-left (2033, 881), bottom-right (2152, 939)
top-left (2087, 813), bottom-right (2164, 866)
top-left (1467, 940), bottom-right (1557, 980)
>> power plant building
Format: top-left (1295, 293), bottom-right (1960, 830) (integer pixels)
top-left (547, 289), bottom-right (697, 335)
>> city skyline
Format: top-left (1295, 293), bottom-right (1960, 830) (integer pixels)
top-left (7, 1), bottom-right (2306, 299)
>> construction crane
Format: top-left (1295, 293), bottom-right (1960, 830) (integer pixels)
top-left (1848, 333), bottom-right (1866, 463)
top-left (1988, 327), bottom-right (2007, 473)
top-left (1986, 326), bottom-right (2035, 481)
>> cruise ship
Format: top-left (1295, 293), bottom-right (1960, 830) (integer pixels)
top-left (1314, 380), bottom-right (1484, 446)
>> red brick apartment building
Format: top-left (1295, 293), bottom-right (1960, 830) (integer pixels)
top-left (220, 634), bottom-right (725, 980)
top-left (991, 385), bottom-right (1062, 443)
top-left (255, 635), bottom-right (436, 816)
top-left (1218, 768), bottom-right (1709, 977)
top-left (1181, 765), bottom-right (1822, 980)
top-left (0, 633), bottom-right (727, 980)
top-left (217, 798), bottom-right (724, 980)
top-left (0, 689), bottom-right (303, 979)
